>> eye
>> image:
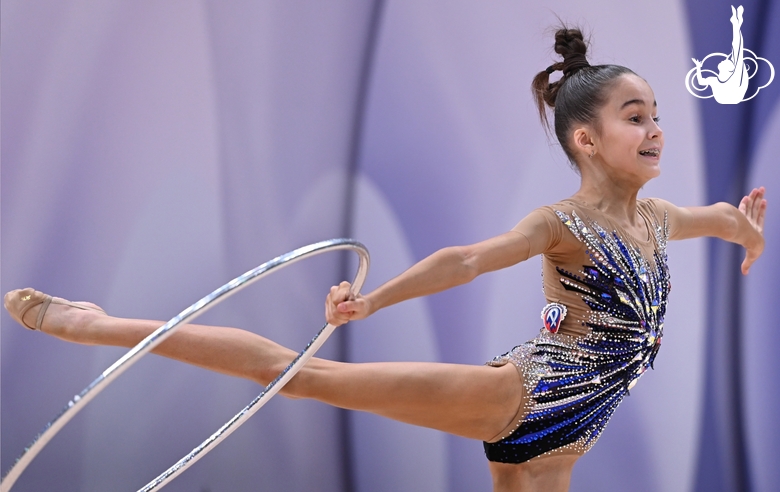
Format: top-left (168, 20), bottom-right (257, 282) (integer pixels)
top-left (629, 115), bottom-right (641, 123)
top-left (653, 116), bottom-right (661, 123)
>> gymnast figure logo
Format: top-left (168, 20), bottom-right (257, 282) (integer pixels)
top-left (685, 5), bottom-right (774, 104)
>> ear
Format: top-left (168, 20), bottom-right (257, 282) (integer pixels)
top-left (572, 126), bottom-right (596, 158)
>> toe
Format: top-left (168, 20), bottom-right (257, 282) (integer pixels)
top-left (4, 288), bottom-right (23, 309)
top-left (4, 288), bottom-right (42, 329)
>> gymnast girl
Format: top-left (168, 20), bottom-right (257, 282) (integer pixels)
top-left (5, 28), bottom-right (767, 491)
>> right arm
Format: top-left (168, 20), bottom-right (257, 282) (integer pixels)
top-left (325, 209), bottom-right (557, 326)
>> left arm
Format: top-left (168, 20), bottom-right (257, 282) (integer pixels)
top-left (654, 187), bottom-right (767, 274)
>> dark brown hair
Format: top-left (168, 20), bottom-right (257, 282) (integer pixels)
top-left (532, 28), bottom-right (636, 166)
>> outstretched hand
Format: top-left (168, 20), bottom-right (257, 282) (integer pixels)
top-left (738, 186), bottom-right (767, 274)
top-left (325, 281), bottom-right (371, 326)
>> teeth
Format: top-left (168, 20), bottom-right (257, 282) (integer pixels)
top-left (639, 149), bottom-right (659, 156)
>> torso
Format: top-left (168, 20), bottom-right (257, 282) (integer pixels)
top-left (539, 198), bottom-right (666, 337)
top-left (483, 198), bottom-right (671, 464)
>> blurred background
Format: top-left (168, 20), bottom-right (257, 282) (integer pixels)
top-left (2, 1), bottom-right (777, 491)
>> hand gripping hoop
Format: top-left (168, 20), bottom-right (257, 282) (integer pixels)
top-left (2, 238), bottom-right (370, 492)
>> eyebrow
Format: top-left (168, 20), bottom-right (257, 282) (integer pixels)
top-left (621, 99), bottom-right (658, 109)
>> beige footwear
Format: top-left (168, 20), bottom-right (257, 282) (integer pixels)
top-left (4, 288), bottom-right (106, 331)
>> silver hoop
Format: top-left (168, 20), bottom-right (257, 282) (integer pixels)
top-left (1, 238), bottom-right (370, 492)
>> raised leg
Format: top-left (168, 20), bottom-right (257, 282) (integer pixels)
top-left (13, 298), bottom-right (523, 442)
top-left (10, 294), bottom-right (581, 490)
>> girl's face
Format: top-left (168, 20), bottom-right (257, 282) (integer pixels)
top-left (592, 74), bottom-right (663, 187)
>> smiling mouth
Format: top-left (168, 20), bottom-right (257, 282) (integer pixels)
top-left (639, 149), bottom-right (660, 157)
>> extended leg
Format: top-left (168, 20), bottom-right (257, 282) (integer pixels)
top-left (14, 299), bottom-right (523, 442)
top-left (10, 295), bottom-right (579, 491)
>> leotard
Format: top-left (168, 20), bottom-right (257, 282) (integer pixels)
top-left (483, 198), bottom-right (670, 463)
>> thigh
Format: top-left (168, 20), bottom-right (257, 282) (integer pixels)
top-left (291, 359), bottom-right (524, 442)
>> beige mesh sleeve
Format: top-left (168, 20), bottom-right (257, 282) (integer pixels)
top-left (644, 197), bottom-right (692, 241)
top-left (510, 206), bottom-right (565, 259)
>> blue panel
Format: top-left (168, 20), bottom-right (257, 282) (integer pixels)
top-left (683, 0), bottom-right (779, 491)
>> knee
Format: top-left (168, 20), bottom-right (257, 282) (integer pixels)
top-left (279, 359), bottom-right (342, 400)
top-left (248, 358), bottom-right (291, 389)
top-left (249, 358), bottom-right (342, 401)
top-left (254, 360), bottom-right (317, 400)
top-left (277, 371), bottom-right (305, 399)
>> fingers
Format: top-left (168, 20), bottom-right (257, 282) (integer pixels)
top-left (739, 195), bottom-right (748, 214)
top-left (325, 281), bottom-right (352, 326)
top-left (337, 299), bottom-right (359, 313)
top-left (758, 197), bottom-right (766, 230)
top-left (747, 188), bottom-right (758, 219)
top-left (750, 188), bottom-right (763, 223)
top-left (742, 248), bottom-right (758, 276)
top-left (326, 298), bottom-right (351, 326)
top-left (329, 281), bottom-right (352, 302)
top-left (753, 187), bottom-right (767, 232)
top-left (739, 186), bottom-right (767, 276)
top-left (325, 281), bottom-right (365, 326)
top-left (740, 187), bottom-right (767, 226)
top-left (741, 248), bottom-right (759, 275)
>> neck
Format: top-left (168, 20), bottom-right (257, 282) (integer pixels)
top-left (571, 167), bottom-right (644, 226)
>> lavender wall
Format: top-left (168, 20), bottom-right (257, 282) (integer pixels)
top-left (2, 1), bottom-right (776, 491)
top-left (2, 2), bottom-right (373, 490)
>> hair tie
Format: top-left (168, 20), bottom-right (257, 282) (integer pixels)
top-left (545, 65), bottom-right (556, 74)
top-left (562, 53), bottom-right (590, 76)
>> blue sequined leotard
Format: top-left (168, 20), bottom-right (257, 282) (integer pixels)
top-left (483, 199), bottom-right (670, 463)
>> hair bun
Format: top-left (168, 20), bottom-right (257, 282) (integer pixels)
top-left (554, 28), bottom-right (587, 58)
top-left (531, 27), bottom-right (590, 119)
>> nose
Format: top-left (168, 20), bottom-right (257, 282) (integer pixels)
top-left (649, 120), bottom-right (663, 140)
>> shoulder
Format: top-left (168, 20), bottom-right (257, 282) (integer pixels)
top-left (511, 201), bottom-right (580, 257)
top-left (638, 197), bottom-right (693, 240)
top-left (526, 200), bottom-right (585, 236)
top-left (537, 199), bottom-right (583, 221)
top-left (638, 197), bottom-right (678, 221)
top-left (637, 197), bottom-right (662, 220)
